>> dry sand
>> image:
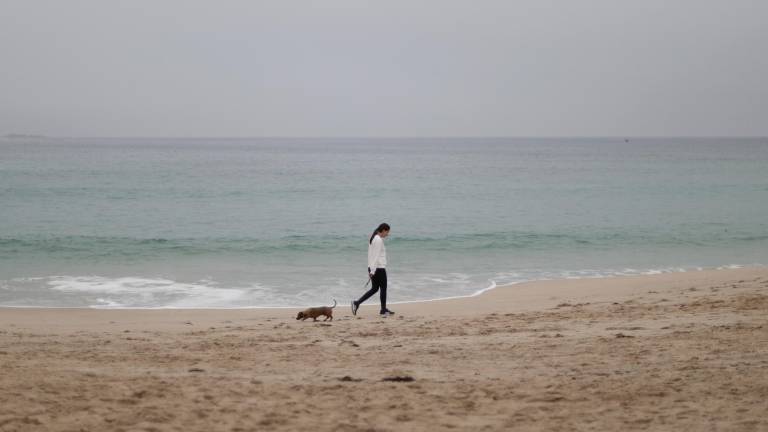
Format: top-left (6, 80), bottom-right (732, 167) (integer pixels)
top-left (1, 267), bottom-right (767, 431)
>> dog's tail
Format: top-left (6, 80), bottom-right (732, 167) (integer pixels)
top-left (330, 299), bottom-right (337, 309)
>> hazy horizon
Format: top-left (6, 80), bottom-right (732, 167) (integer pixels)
top-left (4, 134), bottom-right (767, 140)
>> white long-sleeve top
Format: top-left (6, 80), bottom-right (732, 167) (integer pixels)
top-left (367, 234), bottom-right (387, 271)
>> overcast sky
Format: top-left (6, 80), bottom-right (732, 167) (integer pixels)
top-left (1, 0), bottom-right (766, 137)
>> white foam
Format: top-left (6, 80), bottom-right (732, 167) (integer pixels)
top-left (388, 279), bottom-right (499, 305)
top-left (717, 264), bottom-right (744, 270)
top-left (45, 275), bottom-right (249, 308)
top-left (94, 298), bottom-right (126, 308)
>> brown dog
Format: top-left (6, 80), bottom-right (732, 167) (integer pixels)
top-left (296, 299), bottom-right (337, 321)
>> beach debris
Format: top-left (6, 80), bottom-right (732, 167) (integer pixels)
top-left (339, 376), bottom-right (363, 382)
top-left (188, 368), bottom-right (205, 373)
top-left (529, 394), bottom-right (566, 403)
top-left (615, 333), bottom-right (635, 338)
top-left (382, 375), bottom-right (415, 382)
top-left (557, 302), bottom-right (590, 308)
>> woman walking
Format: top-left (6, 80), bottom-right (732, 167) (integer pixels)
top-left (351, 223), bottom-right (395, 317)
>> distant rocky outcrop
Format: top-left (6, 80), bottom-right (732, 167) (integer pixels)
top-left (3, 133), bottom-right (48, 139)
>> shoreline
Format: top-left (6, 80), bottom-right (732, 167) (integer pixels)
top-left (0, 264), bottom-right (763, 312)
top-left (1, 266), bottom-right (766, 332)
top-left (393, 263), bottom-right (765, 305)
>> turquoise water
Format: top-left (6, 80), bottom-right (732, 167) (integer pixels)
top-left (1, 137), bottom-right (767, 308)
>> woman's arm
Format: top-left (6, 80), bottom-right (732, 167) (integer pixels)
top-left (367, 236), bottom-right (383, 275)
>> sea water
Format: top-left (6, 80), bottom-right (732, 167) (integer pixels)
top-left (1, 137), bottom-right (767, 308)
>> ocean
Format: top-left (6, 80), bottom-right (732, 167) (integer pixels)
top-left (1, 137), bottom-right (767, 308)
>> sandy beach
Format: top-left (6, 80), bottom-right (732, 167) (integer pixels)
top-left (1, 267), bottom-right (767, 431)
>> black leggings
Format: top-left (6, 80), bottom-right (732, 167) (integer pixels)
top-left (357, 268), bottom-right (387, 312)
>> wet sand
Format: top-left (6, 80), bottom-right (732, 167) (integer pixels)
top-left (1, 267), bottom-right (767, 431)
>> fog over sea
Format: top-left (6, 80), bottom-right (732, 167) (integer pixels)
top-left (1, 137), bottom-right (767, 308)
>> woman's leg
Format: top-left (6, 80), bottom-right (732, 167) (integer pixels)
top-left (356, 270), bottom-right (381, 305)
top-left (378, 269), bottom-right (387, 312)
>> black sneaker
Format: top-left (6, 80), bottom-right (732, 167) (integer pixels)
top-left (351, 300), bottom-right (359, 316)
top-left (380, 309), bottom-right (395, 316)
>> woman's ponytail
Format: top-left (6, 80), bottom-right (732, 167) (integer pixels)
top-left (369, 222), bottom-right (391, 244)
